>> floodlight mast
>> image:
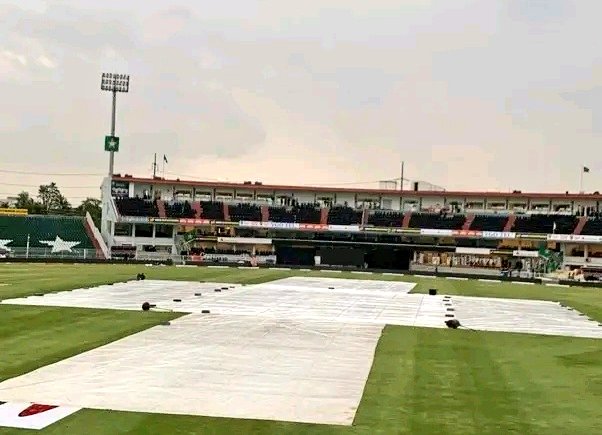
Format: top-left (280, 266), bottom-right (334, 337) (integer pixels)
top-left (101, 73), bottom-right (130, 177)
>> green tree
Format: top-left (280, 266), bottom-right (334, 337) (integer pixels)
top-left (76, 197), bottom-right (102, 227)
top-left (38, 183), bottom-right (71, 213)
top-left (15, 191), bottom-right (45, 214)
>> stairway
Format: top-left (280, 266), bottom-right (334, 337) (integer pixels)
top-left (191, 201), bottom-right (202, 218)
top-left (156, 200), bottom-right (166, 218)
top-left (260, 205), bottom-right (269, 222)
top-left (320, 208), bottom-right (329, 225)
top-left (223, 203), bottom-right (230, 221)
top-left (573, 216), bottom-right (588, 235)
top-left (462, 213), bottom-right (475, 230)
top-left (503, 214), bottom-right (516, 232)
top-left (402, 212), bottom-right (412, 228)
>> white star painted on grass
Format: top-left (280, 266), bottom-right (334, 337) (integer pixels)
top-left (0, 239), bottom-right (12, 251)
top-left (39, 236), bottom-right (81, 253)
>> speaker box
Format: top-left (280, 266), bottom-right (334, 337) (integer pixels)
top-left (429, 288), bottom-right (437, 296)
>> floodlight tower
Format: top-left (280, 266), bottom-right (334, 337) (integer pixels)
top-left (101, 73), bottom-right (130, 177)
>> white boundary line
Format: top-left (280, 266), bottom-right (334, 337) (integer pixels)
top-left (414, 275), bottom-right (435, 279)
top-left (207, 265), bottom-right (230, 269)
top-left (546, 283), bottom-right (570, 288)
top-left (478, 279), bottom-right (501, 283)
top-left (382, 273), bottom-right (404, 276)
top-left (321, 270), bottom-right (342, 273)
top-left (298, 269), bottom-right (312, 272)
top-left (351, 271), bottom-right (373, 275)
top-left (514, 282), bottom-right (535, 285)
top-left (446, 277), bottom-right (468, 281)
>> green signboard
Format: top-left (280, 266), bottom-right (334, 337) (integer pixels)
top-left (104, 136), bottom-right (120, 152)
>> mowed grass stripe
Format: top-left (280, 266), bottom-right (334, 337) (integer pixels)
top-left (0, 264), bottom-right (600, 434)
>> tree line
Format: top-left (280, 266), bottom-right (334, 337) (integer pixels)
top-left (0, 182), bottom-right (102, 227)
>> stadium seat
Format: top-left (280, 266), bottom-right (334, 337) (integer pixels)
top-left (469, 214), bottom-right (508, 232)
top-left (268, 203), bottom-right (322, 224)
top-left (0, 215), bottom-right (95, 250)
top-left (115, 198), bottom-right (159, 217)
top-left (367, 211), bottom-right (404, 227)
top-left (327, 206), bottom-right (362, 225)
top-left (164, 201), bottom-right (196, 219)
top-left (408, 213), bottom-right (466, 230)
top-left (228, 203), bottom-right (262, 222)
top-left (580, 218), bottom-right (602, 235)
top-left (512, 215), bottom-right (577, 234)
top-left (199, 201), bottom-right (224, 220)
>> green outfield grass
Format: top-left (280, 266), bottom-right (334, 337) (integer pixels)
top-left (0, 264), bottom-right (601, 434)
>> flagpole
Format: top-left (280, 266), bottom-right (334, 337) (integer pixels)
top-left (580, 166), bottom-right (584, 193)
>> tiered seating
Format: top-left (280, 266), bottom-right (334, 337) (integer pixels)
top-left (268, 203), bottom-right (322, 224)
top-left (295, 204), bottom-right (322, 224)
top-left (469, 215), bottom-right (508, 232)
top-left (228, 203), bottom-right (261, 222)
top-left (200, 201), bottom-right (224, 220)
top-left (164, 201), bottom-right (196, 218)
top-left (268, 206), bottom-right (295, 223)
top-left (367, 211), bottom-right (404, 227)
top-left (327, 206), bottom-right (362, 225)
top-left (409, 213), bottom-right (465, 230)
top-left (581, 218), bottom-right (602, 235)
top-left (512, 215), bottom-right (577, 234)
top-left (115, 198), bottom-right (159, 217)
top-left (0, 215), bottom-right (95, 249)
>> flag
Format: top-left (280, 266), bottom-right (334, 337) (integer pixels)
top-left (163, 155), bottom-right (168, 164)
top-left (583, 166), bottom-right (590, 173)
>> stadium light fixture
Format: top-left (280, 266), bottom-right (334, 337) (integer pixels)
top-left (101, 73), bottom-right (130, 177)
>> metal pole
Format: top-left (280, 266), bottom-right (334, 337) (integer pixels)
top-left (108, 90), bottom-right (117, 176)
top-left (580, 167), bottom-right (584, 193)
top-left (153, 153), bottom-right (157, 178)
top-left (400, 161), bottom-right (404, 191)
top-left (26, 234), bottom-right (30, 259)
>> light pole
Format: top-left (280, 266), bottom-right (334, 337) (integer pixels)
top-left (101, 73), bottom-right (130, 177)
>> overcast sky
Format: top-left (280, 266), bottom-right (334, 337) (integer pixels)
top-left (1, 0), bottom-right (601, 202)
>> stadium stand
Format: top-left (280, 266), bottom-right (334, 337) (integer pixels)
top-left (115, 198), bottom-right (159, 217)
top-left (512, 214), bottom-right (578, 234)
top-left (0, 215), bottom-right (95, 249)
top-left (409, 212), bottom-right (466, 230)
top-left (228, 203), bottom-right (262, 222)
top-left (581, 218), bottom-right (602, 236)
top-left (327, 206), bottom-right (363, 225)
top-left (469, 214), bottom-right (509, 232)
top-left (199, 201), bottom-right (224, 220)
top-left (367, 211), bottom-right (404, 227)
top-left (165, 201), bottom-right (197, 219)
top-left (268, 203), bottom-right (322, 224)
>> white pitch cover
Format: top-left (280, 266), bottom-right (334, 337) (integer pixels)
top-left (0, 401), bottom-right (80, 430)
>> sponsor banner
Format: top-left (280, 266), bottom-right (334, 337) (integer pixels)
top-left (148, 217), bottom-right (180, 224)
top-left (0, 401), bottom-right (81, 430)
top-left (518, 233), bottom-right (548, 240)
top-left (179, 218), bottom-right (213, 225)
top-left (547, 234), bottom-right (602, 243)
top-left (239, 221), bottom-right (300, 230)
top-left (110, 180), bottom-right (129, 198)
top-left (456, 247), bottom-right (492, 255)
top-left (513, 250), bottom-right (540, 258)
top-left (119, 216), bottom-right (149, 224)
top-left (326, 225), bottom-right (361, 232)
top-left (217, 237), bottom-right (272, 245)
top-left (0, 208), bottom-right (28, 216)
top-left (298, 223), bottom-right (328, 231)
top-left (482, 231), bottom-right (516, 239)
top-left (451, 230), bottom-right (483, 237)
top-left (420, 229), bottom-right (453, 236)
